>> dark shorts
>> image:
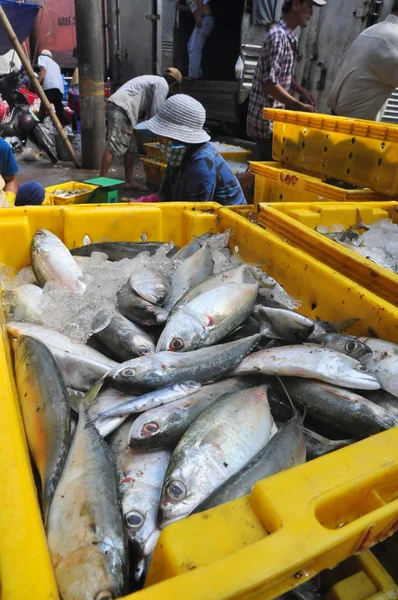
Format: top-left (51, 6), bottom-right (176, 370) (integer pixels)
top-left (106, 102), bottom-right (136, 156)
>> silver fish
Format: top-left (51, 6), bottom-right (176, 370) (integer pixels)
top-left (14, 335), bottom-right (70, 523)
top-left (95, 310), bottom-right (155, 361)
top-left (309, 333), bottom-right (372, 362)
top-left (359, 337), bottom-right (398, 398)
top-left (157, 282), bottom-right (258, 352)
top-left (194, 410), bottom-right (306, 512)
top-left (129, 378), bottom-right (255, 449)
top-left (117, 283), bottom-right (168, 326)
top-left (170, 264), bottom-right (255, 316)
top-left (106, 333), bottom-right (262, 392)
top-left (164, 244), bottom-right (214, 312)
top-left (129, 268), bottom-right (170, 305)
top-left (47, 405), bottom-right (127, 600)
top-left (281, 379), bottom-right (398, 437)
top-left (159, 384), bottom-right (275, 527)
top-left (363, 388), bottom-right (398, 420)
top-left (31, 229), bottom-right (86, 294)
top-left (2, 283), bottom-right (43, 323)
top-left (250, 266), bottom-right (300, 310)
top-left (70, 241), bottom-right (177, 261)
top-left (7, 321), bottom-right (118, 391)
top-left (253, 305), bottom-right (314, 341)
top-left (172, 233), bottom-right (212, 261)
top-left (110, 421), bottom-right (171, 556)
top-left (94, 382), bottom-right (201, 421)
top-left (88, 387), bottom-right (139, 437)
top-left (232, 345), bottom-right (380, 390)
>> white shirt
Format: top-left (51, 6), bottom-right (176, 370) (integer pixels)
top-left (328, 15), bottom-right (398, 121)
top-left (109, 75), bottom-right (169, 126)
top-left (38, 54), bottom-right (64, 94)
top-left (186, 0), bottom-right (209, 13)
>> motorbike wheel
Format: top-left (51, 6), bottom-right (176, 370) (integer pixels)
top-left (29, 124), bottom-right (58, 163)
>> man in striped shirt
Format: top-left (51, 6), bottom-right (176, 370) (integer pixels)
top-left (247, 0), bottom-right (326, 161)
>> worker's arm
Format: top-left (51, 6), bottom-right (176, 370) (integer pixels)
top-left (291, 78), bottom-right (316, 107)
top-left (175, 1), bottom-right (191, 12)
top-left (263, 81), bottom-right (316, 112)
top-left (194, 0), bottom-right (203, 26)
top-left (3, 174), bottom-right (18, 194)
top-left (38, 66), bottom-right (46, 85)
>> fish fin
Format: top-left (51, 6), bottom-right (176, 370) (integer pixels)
top-left (353, 208), bottom-right (370, 232)
top-left (276, 375), bottom-right (303, 420)
top-left (80, 375), bottom-right (106, 410)
top-left (254, 305), bottom-right (279, 338)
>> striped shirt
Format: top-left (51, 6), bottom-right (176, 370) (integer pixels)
top-left (247, 19), bottom-right (298, 140)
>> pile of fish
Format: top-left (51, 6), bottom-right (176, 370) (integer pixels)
top-left (4, 227), bottom-right (398, 599)
top-left (51, 188), bottom-right (90, 198)
top-left (317, 213), bottom-right (398, 273)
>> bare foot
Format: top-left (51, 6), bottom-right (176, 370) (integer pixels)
top-left (124, 181), bottom-right (148, 191)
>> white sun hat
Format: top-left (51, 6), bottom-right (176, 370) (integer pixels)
top-left (40, 49), bottom-right (53, 58)
top-left (145, 94), bottom-right (210, 144)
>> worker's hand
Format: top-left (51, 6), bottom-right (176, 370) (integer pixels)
top-left (195, 14), bottom-right (202, 27)
top-left (300, 103), bottom-right (317, 113)
top-left (129, 194), bottom-right (161, 203)
top-left (301, 90), bottom-right (316, 107)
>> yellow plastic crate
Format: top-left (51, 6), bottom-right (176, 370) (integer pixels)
top-left (4, 203), bottom-right (398, 599)
top-left (44, 181), bottom-right (98, 205)
top-left (324, 550), bottom-right (398, 599)
top-left (249, 161), bottom-right (391, 209)
top-left (144, 141), bottom-right (252, 163)
top-left (263, 108), bottom-right (398, 196)
top-left (140, 156), bottom-right (167, 187)
top-left (251, 201), bottom-right (398, 307)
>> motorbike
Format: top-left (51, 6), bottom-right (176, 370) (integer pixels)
top-left (0, 70), bottom-right (58, 163)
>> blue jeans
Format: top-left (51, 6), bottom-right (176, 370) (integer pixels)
top-left (187, 16), bottom-right (215, 79)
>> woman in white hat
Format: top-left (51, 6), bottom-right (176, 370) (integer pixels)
top-left (131, 94), bottom-right (246, 205)
top-left (37, 49), bottom-right (66, 125)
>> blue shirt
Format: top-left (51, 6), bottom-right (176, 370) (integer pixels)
top-left (159, 142), bottom-right (246, 205)
top-left (0, 138), bottom-right (18, 177)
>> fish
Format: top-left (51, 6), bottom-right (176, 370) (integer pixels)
top-left (362, 388), bottom-right (398, 420)
top-left (109, 421), bottom-right (171, 556)
top-left (129, 378), bottom-right (255, 449)
top-left (164, 244), bottom-right (214, 312)
top-left (117, 283), bottom-right (168, 326)
top-left (106, 333), bottom-right (262, 392)
top-left (157, 282), bottom-right (259, 352)
top-left (169, 264), bottom-right (255, 315)
top-left (171, 233), bottom-right (212, 261)
top-left (308, 318), bottom-right (360, 339)
top-left (129, 268), bottom-right (170, 305)
top-left (158, 384), bottom-right (276, 527)
top-left (47, 405), bottom-right (127, 600)
top-left (232, 345), bottom-right (380, 390)
top-left (2, 283), bottom-right (44, 323)
top-left (250, 267), bottom-right (300, 310)
top-left (94, 310), bottom-right (156, 361)
top-left (359, 337), bottom-right (398, 398)
top-left (7, 321), bottom-right (118, 391)
top-left (70, 241), bottom-right (179, 261)
top-left (253, 305), bottom-right (314, 341)
top-left (87, 387), bottom-right (139, 437)
top-left (280, 379), bottom-right (398, 437)
top-left (14, 335), bottom-right (70, 523)
top-left (194, 404), bottom-right (306, 512)
top-left (93, 382), bottom-right (201, 422)
top-left (308, 333), bottom-right (372, 361)
top-left (304, 428), bottom-right (356, 460)
top-left (31, 229), bottom-right (86, 294)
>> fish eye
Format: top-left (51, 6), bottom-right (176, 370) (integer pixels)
top-left (138, 346), bottom-right (151, 356)
top-left (121, 367), bottom-right (136, 378)
top-left (345, 341), bottom-right (358, 353)
top-left (357, 364), bottom-right (369, 372)
top-left (166, 480), bottom-right (186, 500)
top-left (142, 421), bottom-right (159, 436)
top-left (170, 337), bottom-right (184, 351)
top-left (125, 510), bottom-right (144, 530)
top-left (95, 591), bottom-right (114, 600)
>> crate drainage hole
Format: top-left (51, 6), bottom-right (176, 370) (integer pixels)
top-left (315, 466), bottom-right (398, 531)
top-left (378, 158), bottom-right (382, 167)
